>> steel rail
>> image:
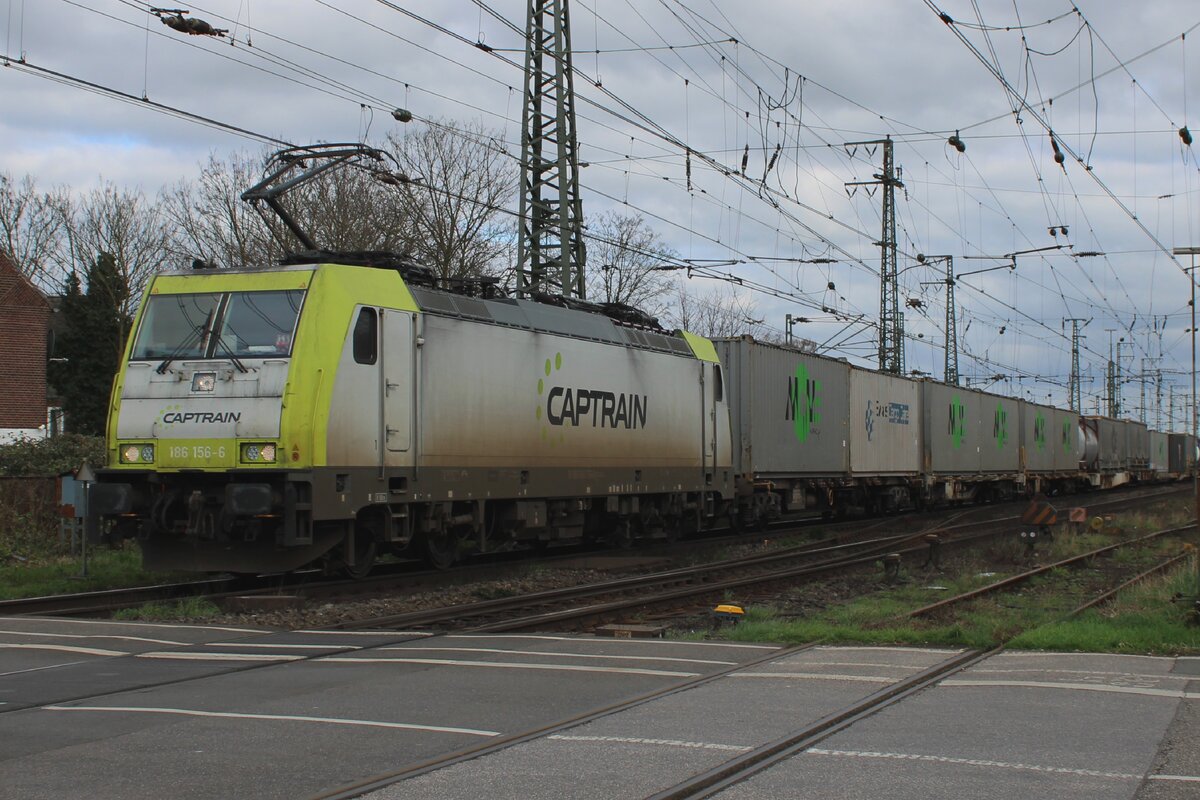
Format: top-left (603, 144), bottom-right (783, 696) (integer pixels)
top-left (908, 523), bottom-right (1197, 618)
top-left (7, 484), bottom-right (1180, 620)
top-left (1068, 551), bottom-right (1193, 616)
top-left (643, 648), bottom-right (995, 800)
top-left (326, 487), bottom-right (1185, 632)
top-left (304, 643), bottom-right (819, 800)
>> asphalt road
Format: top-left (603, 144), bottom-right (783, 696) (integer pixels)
top-left (1, 615), bottom-right (1196, 799)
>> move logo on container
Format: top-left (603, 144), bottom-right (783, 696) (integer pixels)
top-left (993, 402), bottom-right (1009, 449)
top-left (1062, 418), bottom-right (1074, 455)
top-left (948, 395), bottom-right (966, 449)
top-left (1033, 410), bottom-right (1046, 452)
top-left (785, 363), bottom-right (821, 443)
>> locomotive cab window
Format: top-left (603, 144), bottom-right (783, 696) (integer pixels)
top-left (353, 308), bottom-right (378, 365)
top-left (130, 289), bottom-right (305, 360)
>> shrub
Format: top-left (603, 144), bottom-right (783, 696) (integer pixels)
top-left (0, 434), bottom-right (106, 477)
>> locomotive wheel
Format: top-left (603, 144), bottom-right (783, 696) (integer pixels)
top-left (422, 529), bottom-right (459, 570)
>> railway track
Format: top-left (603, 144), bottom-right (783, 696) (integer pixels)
top-left (907, 521), bottom-right (1197, 618)
top-left (327, 484), bottom-right (1186, 634)
top-left (3, 483), bottom-right (1182, 620)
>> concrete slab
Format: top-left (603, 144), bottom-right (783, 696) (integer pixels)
top-left (362, 645), bottom-right (957, 799)
top-left (1135, 687), bottom-right (1200, 800)
top-left (709, 650), bottom-right (1191, 800)
top-left (713, 749), bottom-right (1143, 800)
top-left (0, 631), bottom-right (774, 799)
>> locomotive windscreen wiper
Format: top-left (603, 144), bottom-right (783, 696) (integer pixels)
top-left (155, 324), bottom-right (207, 374)
top-left (210, 332), bottom-right (249, 373)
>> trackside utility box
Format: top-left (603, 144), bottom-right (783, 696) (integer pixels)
top-left (714, 338), bottom-right (849, 478)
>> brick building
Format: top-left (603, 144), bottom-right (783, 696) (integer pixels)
top-left (0, 251), bottom-right (53, 442)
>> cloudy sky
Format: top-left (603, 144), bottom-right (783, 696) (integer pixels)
top-left (4, 1), bottom-right (1199, 420)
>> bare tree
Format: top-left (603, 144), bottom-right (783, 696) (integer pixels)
top-left (664, 282), bottom-right (768, 339)
top-left (164, 122), bottom-right (514, 282)
top-left (162, 151), bottom-right (283, 269)
top-left (0, 173), bottom-right (69, 291)
top-left (386, 119), bottom-right (516, 282)
top-left (584, 211), bottom-right (676, 315)
top-left (298, 164), bottom-right (414, 255)
top-left (63, 182), bottom-right (170, 317)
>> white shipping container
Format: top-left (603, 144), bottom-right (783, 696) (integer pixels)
top-left (849, 368), bottom-right (920, 474)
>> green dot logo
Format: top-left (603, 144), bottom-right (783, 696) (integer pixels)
top-left (537, 352), bottom-right (564, 445)
top-left (1062, 419), bottom-right (1073, 454)
top-left (1033, 410), bottom-right (1046, 452)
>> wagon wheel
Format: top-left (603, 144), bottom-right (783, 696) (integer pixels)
top-left (421, 528), bottom-right (460, 569)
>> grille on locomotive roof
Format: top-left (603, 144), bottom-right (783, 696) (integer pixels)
top-left (452, 297), bottom-right (492, 319)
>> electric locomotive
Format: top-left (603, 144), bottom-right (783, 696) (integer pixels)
top-left (90, 253), bottom-right (735, 575)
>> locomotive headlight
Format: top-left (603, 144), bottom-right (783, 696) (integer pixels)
top-left (240, 443), bottom-right (277, 463)
top-left (191, 372), bottom-right (216, 392)
top-left (120, 443), bottom-right (154, 463)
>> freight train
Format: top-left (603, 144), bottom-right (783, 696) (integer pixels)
top-left (88, 254), bottom-right (1196, 575)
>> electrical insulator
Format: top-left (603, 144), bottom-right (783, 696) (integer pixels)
top-left (947, 131), bottom-right (965, 153)
top-left (392, 108), bottom-right (413, 123)
top-left (1182, 126), bottom-right (1194, 146)
top-left (1049, 133), bottom-right (1065, 165)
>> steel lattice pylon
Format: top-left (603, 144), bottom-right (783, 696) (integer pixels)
top-left (943, 257), bottom-right (958, 385)
top-left (846, 136), bottom-right (903, 374)
top-left (516, 0), bottom-right (586, 299)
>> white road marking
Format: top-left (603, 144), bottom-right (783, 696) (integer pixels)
top-left (0, 630), bottom-right (187, 645)
top-left (0, 659), bottom-right (91, 677)
top-left (382, 646), bottom-right (735, 666)
top-left (441, 634), bottom-right (778, 650)
top-left (0, 643), bottom-right (128, 657)
top-left (815, 645), bottom-right (963, 655)
top-left (778, 661), bottom-right (916, 670)
top-left (319, 656), bottom-right (699, 677)
top-left (206, 643), bottom-right (354, 650)
top-left (0, 617), bottom-right (261, 634)
top-left (548, 734), bottom-right (751, 752)
top-left (42, 705), bottom-right (500, 736)
top-left (296, 630), bottom-right (433, 637)
top-left (732, 672), bottom-right (895, 683)
top-left (1147, 774), bottom-right (1200, 782)
top-left (136, 652), bottom-right (303, 662)
top-left (970, 668), bottom-right (1187, 681)
top-left (996, 651), bottom-right (1173, 663)
top-left (806, 748), bottom-right (1140, 780)
top-left (940, 679), bottom-right (1200, 699)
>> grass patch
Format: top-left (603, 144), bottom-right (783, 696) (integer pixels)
top-left (689, 503), bottom-right (1200, 654)
top-left (0, 544), bottom-right (185, 600)
top-left (1009, 563), bottom-right (1200, 655)
top-left (112, 596), bottom-right (222, 622)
